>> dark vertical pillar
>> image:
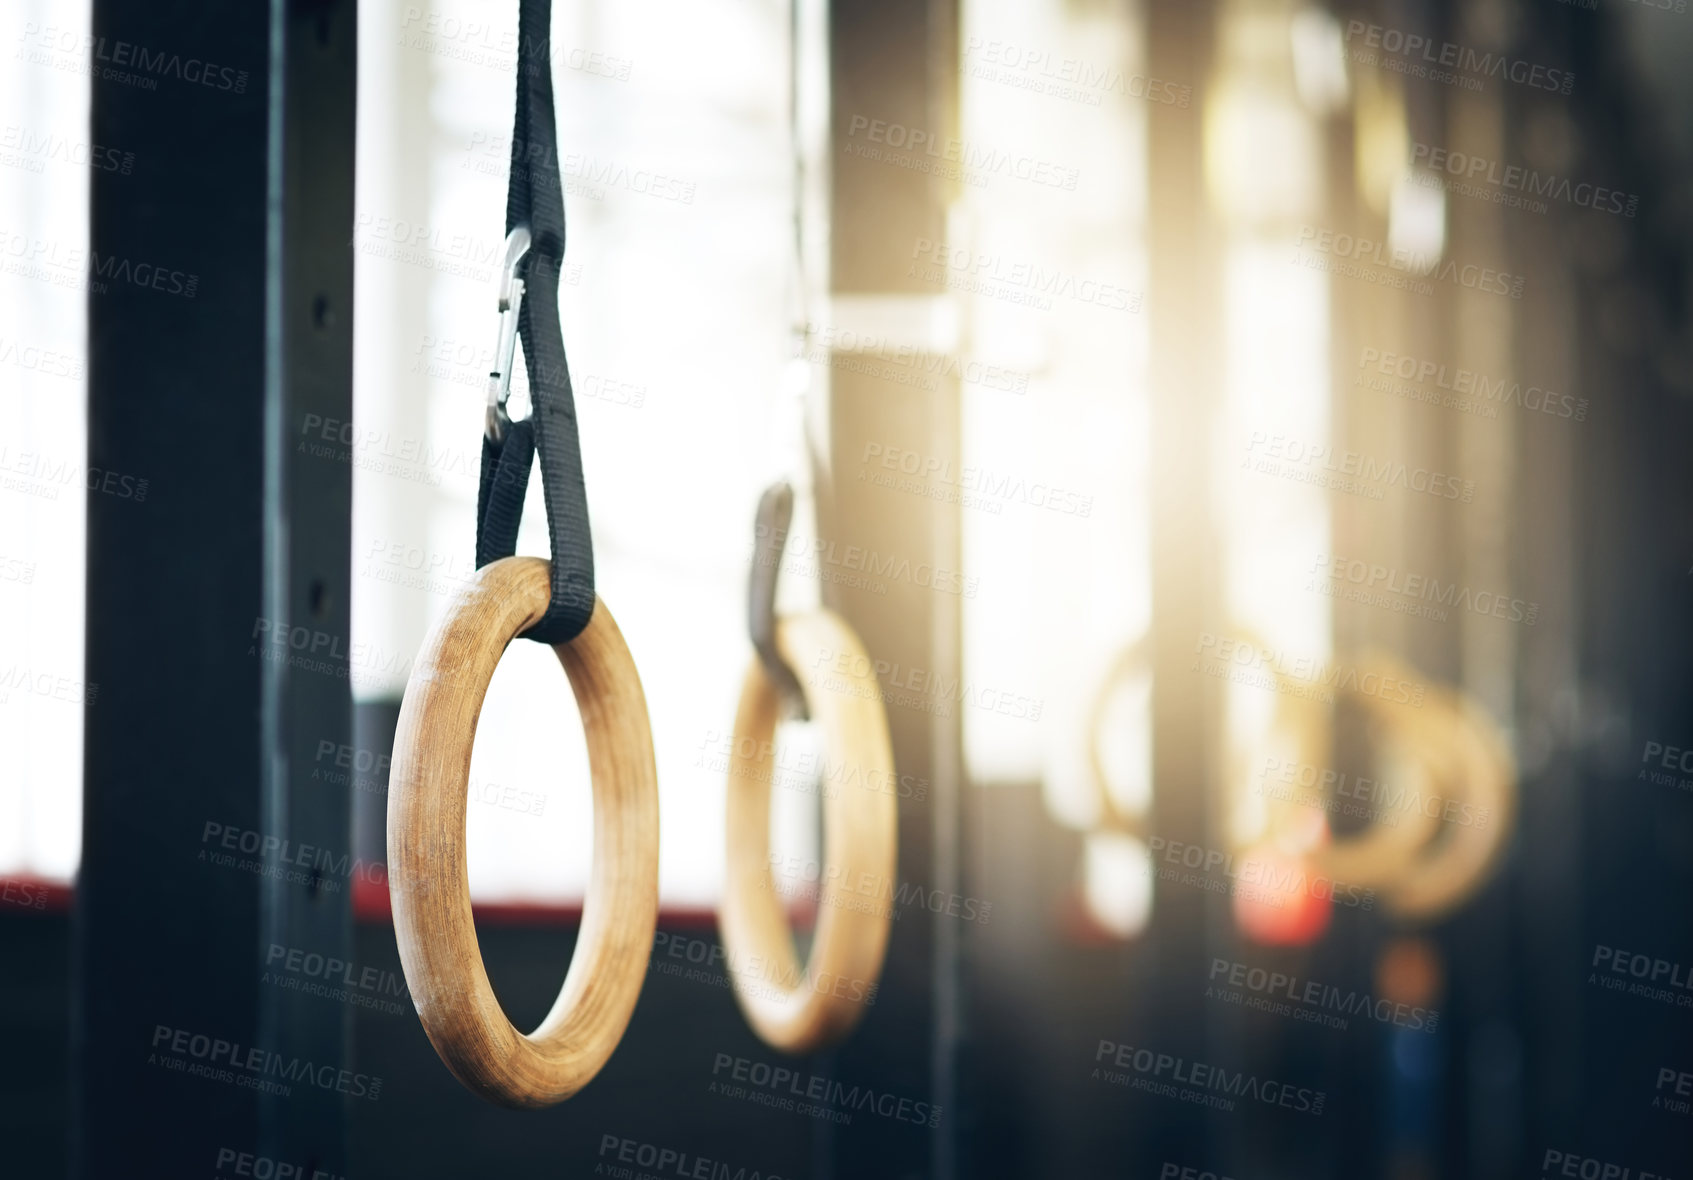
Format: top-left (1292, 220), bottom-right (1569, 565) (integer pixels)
top-left (1145, 0), bottom-right (1225, 1173)
top-left (76, 1), bottom-right (356, 1175)
top-left (260, 0), bottom-right (359, 1169)
top-left (825, 1), bottom-right (961, 1177)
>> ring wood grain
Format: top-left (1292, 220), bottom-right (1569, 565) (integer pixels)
top-left (720, 610), bottom-right (897, 1054)
top-left (387, 556), bottom-right (659, 1108)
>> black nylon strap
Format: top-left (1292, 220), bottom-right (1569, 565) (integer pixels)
top-left (475, 418), bottom-right (533, 569)
top-left (474, 0), bottom-right (595, 643)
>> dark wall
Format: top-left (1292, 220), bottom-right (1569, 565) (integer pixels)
top-left (2, 909), bottom-right (69, 1178)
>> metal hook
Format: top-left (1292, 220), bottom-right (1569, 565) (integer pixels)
top-left (484, 226), bottom-right (533, 443)
top-left (749, 481), bottom-right (810, 720)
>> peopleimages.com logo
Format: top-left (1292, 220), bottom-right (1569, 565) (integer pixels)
top-left (710, 1052), bottom-right (942, 1128)
top-left (214, 1147), bottom-right (346, 1180)
top-left (1194, 632), bottom-right (1426, 710)
top-left (1256, 754), bottom-right (1493, 832)
top-left (843, 114), bottom-right (1080, 192)
top-left (1540, 1147), bottom-right (1677, 1179)
top-left (19, 22), bottom-right (251, 93)
top-left (150, 1024), bottom-right (381, 1100)
top-left (1410, 142), bottom-right (1637, 218)
top-left (1356, 348), bottom-right (1588, 422)
top-left (1591, 943), bottom-right (1693, 1008)
top-left (595, 1134), bottom-right (786, 1180)
top-left (1093, 1039), bottom-right (1326, 1115)
top-left (1208, 957), bottom-right (1440, 1032)
top-left (1146, 835), bottom-right (1377, 910)
top-left (1341, 20), bottom-right (1574, 95)
top-left (1309, 552), bottom-right (1539, 626)
top-left (1294, 226), bottom-right (1526, 300)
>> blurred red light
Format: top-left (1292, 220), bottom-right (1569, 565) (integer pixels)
top-left (1232, 845), bottom-right (1331, 946)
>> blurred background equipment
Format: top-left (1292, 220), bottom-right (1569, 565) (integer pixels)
top-left (3, 0), bottom-right (1693, 1174)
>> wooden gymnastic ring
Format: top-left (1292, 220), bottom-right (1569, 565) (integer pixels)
top-left (1302, 713), bottom-right (1446, 889)
top-left (387, 556), bottom-right (659, 1108)
top-left (720, 610), bottom-right (897, 1054)
top-left (1380, 689), bottom-right (1516, 919)
top-left (1302, 658), bottom-right (1447, 889)
top-left (1086, 637), bottom-right (1151, 838)
top-left (1254, 650), bottom-right (1444, 890)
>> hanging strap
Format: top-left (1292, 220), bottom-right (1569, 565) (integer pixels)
top-left (475, 0), bottom-right (595, 644)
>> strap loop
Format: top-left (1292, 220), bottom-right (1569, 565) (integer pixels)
top-left (748, 482), bottom-right (810, 720)
top-left (474, 0), bottom-right (594, 644)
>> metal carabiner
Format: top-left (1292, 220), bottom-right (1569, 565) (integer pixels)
top-left (484, 226), bottom-right (533, 443)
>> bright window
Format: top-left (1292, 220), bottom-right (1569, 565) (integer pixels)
top-left (0, 0), bottom-right (93, 884)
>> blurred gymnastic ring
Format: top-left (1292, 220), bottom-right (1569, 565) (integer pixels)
top-left (1261, 649), bottom-right (1517, 916)
top-left (1087, 636), bottom-right (1152, 838)
top-left (1277, 653), bottom-right (1447, 890)
top-left (721, 609), bottom-right (897, 1053)
top-left (1379, 687), bottom-right (1516, 919)
top-left (387, 556), bottom-right (659, 1108)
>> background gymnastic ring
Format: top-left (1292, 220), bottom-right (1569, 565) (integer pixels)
top-left (1274, 652), bottom-right (1449, 890)
top-left (1378, 687), bottom-right (1516, 919)
top-left (1259, 650), bottom-right (1517, 915)
top-left (1087, 637), bottom-right (1152, 839)
top-left (387, 556), bottom-right (660, 1108)
top-left (719, 609), bottom-right (897, 1054)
